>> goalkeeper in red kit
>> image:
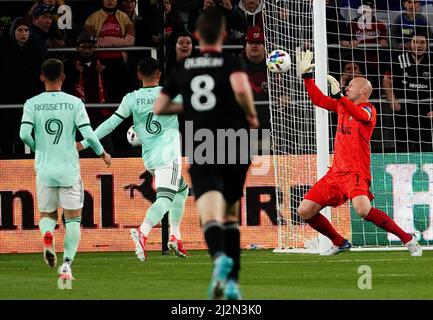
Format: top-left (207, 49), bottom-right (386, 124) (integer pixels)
top-left (297, 50), bottom-right (422, 256)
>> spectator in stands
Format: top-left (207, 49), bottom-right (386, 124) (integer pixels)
top-left (28, 0), bottom-right (69, 47)
top-left (144, 0), bottom-right (184, 49)
top-left (383, 27), bottom-right (433, 152)
top-left (239, 26), bottom-right (270, 153)
top-left (337, 57), bottom-right (380, 96)
top-left (339, 0), bottom-right (402, 24)
top-left (63, 32), bottom-right (114, 153)
top-left (0, 17), bottom-right (45, 154)
top-left (326, 0), bottom-right (349, 45)
top-left (339, 61), bottom-right (364, 88)
top-left (340, 0), bottom-right (388, 48)
top-left (30, 4), bottom-right (55, 57)
top-left (238, 0), bottom-right (264, 30)
top-left (0, 17), bottom-right (44, 103)
top-left (391, 0), bottom-right (430, 49)
top-left (172, 0), bottom-right (201, 34)
top-left (63, 32), bottom-right (107, 103)
top-left (166, 33), bottom-right (194, 73)
top-left (84, 0), bottom-right (135, 102)
top-left (119, 0), bottom-right (146, 46)
top-left (420, 1), bottom-right (433, 33)
top-left (119, 0), bottom-right (148, 92)
top-left (200, 0), bottom-right (247, 44)
top-left (239, 26), bottom-right (268, 102)
top-left (339, 1), bottom-right (387, 94)
top-left (28, 0), bottom-right (60, 9)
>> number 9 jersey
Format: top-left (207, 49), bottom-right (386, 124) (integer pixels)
top-left (21, 91), bottom-right (97, 187)
top-left (115, 86), bottom-right (182, 169)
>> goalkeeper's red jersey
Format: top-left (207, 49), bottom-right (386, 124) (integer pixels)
top-left (304, 78), bottom-right (377, 181)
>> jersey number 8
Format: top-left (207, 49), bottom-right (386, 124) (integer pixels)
top-left (190, 75), bottom-right (216, 111)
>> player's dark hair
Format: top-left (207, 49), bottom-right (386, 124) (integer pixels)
top-left (41, 58), bottom-right (64, 82)
top-left (196, 7), bottom-right (226, 45)
top-left (138, 57), bottom-right (160, 77)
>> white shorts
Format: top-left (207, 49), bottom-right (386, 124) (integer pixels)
top-left (36, 178), bottom-right (84, 213)
top-left (148, 159), bottom-right (181, 198)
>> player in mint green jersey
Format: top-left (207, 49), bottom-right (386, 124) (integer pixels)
top-left (78, 58), bottom-right (189, 260)
top-left (20, 59), bottom-right (111, 282)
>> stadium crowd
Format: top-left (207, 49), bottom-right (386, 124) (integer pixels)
top-left (0, 0), bottom-right (432, 155)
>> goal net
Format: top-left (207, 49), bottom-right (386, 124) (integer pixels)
top-left (263, 0), bottom-right (433, 252)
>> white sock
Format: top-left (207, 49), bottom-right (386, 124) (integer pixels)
top-left (170, 222), bottom-right (181, 240)
top-left (139, 219), bottom-right (153, 237)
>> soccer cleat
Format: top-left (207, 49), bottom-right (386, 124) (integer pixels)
top-left (58, 262), bottom-right (74, 281)
top-left (224, 279), bottom-right (243, 300)
top-left (130, 228), bottom-right (147, 261)
top-left (208, 254), bottom-right (233, 300)
top-left (167, 235), bottom-right (189, 258)
top-left (42, 231), bottom-right (57, 268)
top-left (320, 239), bottom-right (352, 256)
top-left (405, 234), bottom-right (422, 257)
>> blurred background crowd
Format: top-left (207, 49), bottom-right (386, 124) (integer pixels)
top-left (0, 0), bottom-right (432, 156)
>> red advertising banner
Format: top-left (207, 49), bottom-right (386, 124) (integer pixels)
top-left (0, 156), bottom-right (350, 254)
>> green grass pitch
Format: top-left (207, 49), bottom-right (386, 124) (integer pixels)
top-left (0, 250), bottom-right (432, 299)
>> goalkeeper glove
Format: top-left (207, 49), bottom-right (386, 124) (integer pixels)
top-left (297, 50), bottom-right (315, 79)
top-left (327, 75), bottom-right (343, 99)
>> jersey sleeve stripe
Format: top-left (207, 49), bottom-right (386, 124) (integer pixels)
top-left (114, 112), bottom-right (126, 120)
top-left (362, 107), bottom-right (372, 121)
top-left (21, 121), bottom-right (33, 126)
top-left (77, 123), bottom-right (91, 128)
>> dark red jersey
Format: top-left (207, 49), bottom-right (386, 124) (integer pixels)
top-left (304, 78), bottom-right (377, 181)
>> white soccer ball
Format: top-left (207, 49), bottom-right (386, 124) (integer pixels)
top-left (127, 125), bottom-right (141, 146)
top-left (266, 49), bottom-right (291, 73)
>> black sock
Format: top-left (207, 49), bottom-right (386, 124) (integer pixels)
top-left (203, 220), bottom-right (224, 259)
top-left (223, 221), bottom-right (240, 281)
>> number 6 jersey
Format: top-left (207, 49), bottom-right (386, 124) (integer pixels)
top-left (114, 86), bottom-right (182, 169)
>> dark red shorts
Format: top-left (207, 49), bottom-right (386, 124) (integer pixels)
top-left (304, 171), bottom-right (374, 207)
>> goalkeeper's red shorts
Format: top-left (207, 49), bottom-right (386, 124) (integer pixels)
top-left (304, 171), bottom-right (374, 207)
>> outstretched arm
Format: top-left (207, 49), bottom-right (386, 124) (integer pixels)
top-left (298, 50), bottom-right (337, 112)
top-left (78, 125), bottom-right (111, 167)
top-left (78, 124), bottom-right (105, 156)
top-left (303, 77), bottom-right (338, 112)
top-left (80, 113), bottom-right (124, 149)
top-left (80, 96), bottom-right (132, 149)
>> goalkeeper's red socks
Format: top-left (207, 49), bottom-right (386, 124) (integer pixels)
top-left (365, 207), bottom-right (412, 244)
top-left (305, 213), bottom-right (346, 246)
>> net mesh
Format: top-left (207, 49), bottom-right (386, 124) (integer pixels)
top-left (264, 0), bottom-right (433, 250)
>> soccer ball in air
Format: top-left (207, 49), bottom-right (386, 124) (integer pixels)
top-left (266, 49), bottom-right (291, 73)
top-left (127, 126), bottom-right (141, 146)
